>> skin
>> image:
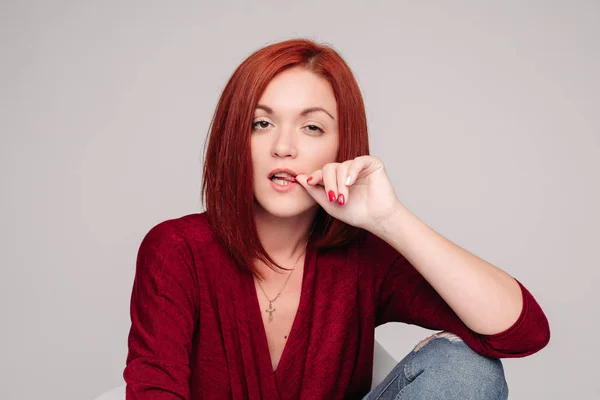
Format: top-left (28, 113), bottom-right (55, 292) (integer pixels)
top-left (251, 67), bottom-right (524, 336)
top-left (250, 66), bottom-right (339, 280)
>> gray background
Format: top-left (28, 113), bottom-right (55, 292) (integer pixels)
top-left (1, 0), bottom-right (598, 399)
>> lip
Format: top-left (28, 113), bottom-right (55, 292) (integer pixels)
top-left (269, 178), bottom-right (299, 192)
top-left (268, 168), bottom-right (298, 179)
top-left (268, 168), bottom-right (299, 193)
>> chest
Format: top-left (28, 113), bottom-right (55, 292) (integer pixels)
top-left (192, 246), bottom-right (375, 397)
top-left (253, 269), bottom-right (303, 372)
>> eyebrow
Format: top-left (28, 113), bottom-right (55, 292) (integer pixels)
top-left (255, 104), bottom-right (336, 121)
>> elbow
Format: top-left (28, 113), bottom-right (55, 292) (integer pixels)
top-left (530, 314), bottom-right (551, 354)
top-left (478, 286), bottom-right (551, 358)
top-left (509, 310), bottom-right (551, 357)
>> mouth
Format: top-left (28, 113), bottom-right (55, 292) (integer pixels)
top-left (270, 176), bottom-right (296, 186)
top-left (268, 168), bottom-right (298, 188)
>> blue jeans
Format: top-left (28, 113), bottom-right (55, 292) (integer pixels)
top-left (362, 331), bottom-right (508, 400)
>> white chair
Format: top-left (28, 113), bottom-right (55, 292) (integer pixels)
top-left (94, 340), bottom-right (399, 399)
top-left (95, 385), bottom-right (125, 400)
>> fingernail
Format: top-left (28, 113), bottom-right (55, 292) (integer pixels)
top-left (328, 190), bottom-right (336, 202)
top-left (345, 176), bottom-right (351, 186)
top-left (337, 194), bottom-right (345, 205)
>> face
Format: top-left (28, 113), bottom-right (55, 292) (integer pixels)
top-left (251, 66), bottom-right (339, 219)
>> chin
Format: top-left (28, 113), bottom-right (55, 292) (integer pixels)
top-left (254, 198), bottom-right (316, 219)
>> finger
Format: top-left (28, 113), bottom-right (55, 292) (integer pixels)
top-left (345, 155), bottom-right (372, 186)
top-left (335, 161), bottom-right (352, 206)
top-left (295, 171), bottom-right (321, 186)
top-left (305, 169), bottom-right (323, 186)
top-left (295, 173), bottom-right (329, 206)
top-left (322, 163), bottom-right (340, 203)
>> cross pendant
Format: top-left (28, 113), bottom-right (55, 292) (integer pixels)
top-left (265, 302), bottom-right (276, 323)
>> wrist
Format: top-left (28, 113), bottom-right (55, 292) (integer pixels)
top-left (369, 201), bottom-right (410, 238)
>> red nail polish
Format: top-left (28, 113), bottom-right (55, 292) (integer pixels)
top-left (307, 176), bottom-right (313, 183)
top-left (338, 194), bottom-right (345, 205)
top-left (328, 190), bottom-right (336, 202)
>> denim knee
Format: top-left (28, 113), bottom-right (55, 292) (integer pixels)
top-left (406, 333), bottom-right (508, 399)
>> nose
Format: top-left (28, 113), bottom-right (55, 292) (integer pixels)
top-left (270, 126), bottom-right (298, 158)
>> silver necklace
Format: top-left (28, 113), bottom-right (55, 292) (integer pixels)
top-left (256, 242), bottom-right (307, 323)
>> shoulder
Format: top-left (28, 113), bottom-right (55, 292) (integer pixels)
top-left (351, 229), bottom-right (401, 266)
top-left (142, 211), bottom-right (212, 242)
top-left (138, 211), bottom-right (218, 259)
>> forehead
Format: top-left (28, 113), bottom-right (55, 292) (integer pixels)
top-left (257, 67), bottom-right (338, 116)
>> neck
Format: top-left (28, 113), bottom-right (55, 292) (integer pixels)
top-left (254, 205), bottom-right (318, 264)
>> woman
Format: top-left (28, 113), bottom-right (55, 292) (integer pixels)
top-left (123, 38), bottom-right (550, 399)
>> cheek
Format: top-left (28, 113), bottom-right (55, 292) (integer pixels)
top-left (314, 138), bottom-right (339, 164)
top-left (250, 138), bottom-right (264, 181)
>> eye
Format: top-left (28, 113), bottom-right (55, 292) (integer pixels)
top-left (305, 124), bottom-right (325, 134)
top-left (252, 120), bottom-right (271, 131)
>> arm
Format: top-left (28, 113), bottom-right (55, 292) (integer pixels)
top-left (368, 205), bottom-right (550, 358)
top-left (295, 154), bottom-right (550, 357)
top-left (123, 222), bottom-right (199, 399)
top-left (374, 203), bottom-right (527, 335)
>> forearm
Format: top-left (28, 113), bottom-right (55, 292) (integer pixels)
top-left (372, 202), bottom-right (523, 335)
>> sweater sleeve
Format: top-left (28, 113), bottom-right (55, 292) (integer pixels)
top-left (123, 221), bottom-right (199, 399)
top-left (367, 231), bottom-right (551, 358)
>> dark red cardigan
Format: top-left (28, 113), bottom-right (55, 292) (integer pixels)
top-left (123, 212), bottom-right (550, 399)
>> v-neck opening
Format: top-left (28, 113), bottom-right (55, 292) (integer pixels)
top-left (248, 237), bottom-right (315, 385)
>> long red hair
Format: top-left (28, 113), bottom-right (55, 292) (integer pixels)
top-left (201, 38), bottom-right (370, 278)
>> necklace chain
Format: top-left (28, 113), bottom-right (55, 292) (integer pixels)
top-left (256, 240), bottom-right (307, 323)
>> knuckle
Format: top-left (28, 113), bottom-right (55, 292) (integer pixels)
top-left (323, 163), bottom-right (335, 173)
